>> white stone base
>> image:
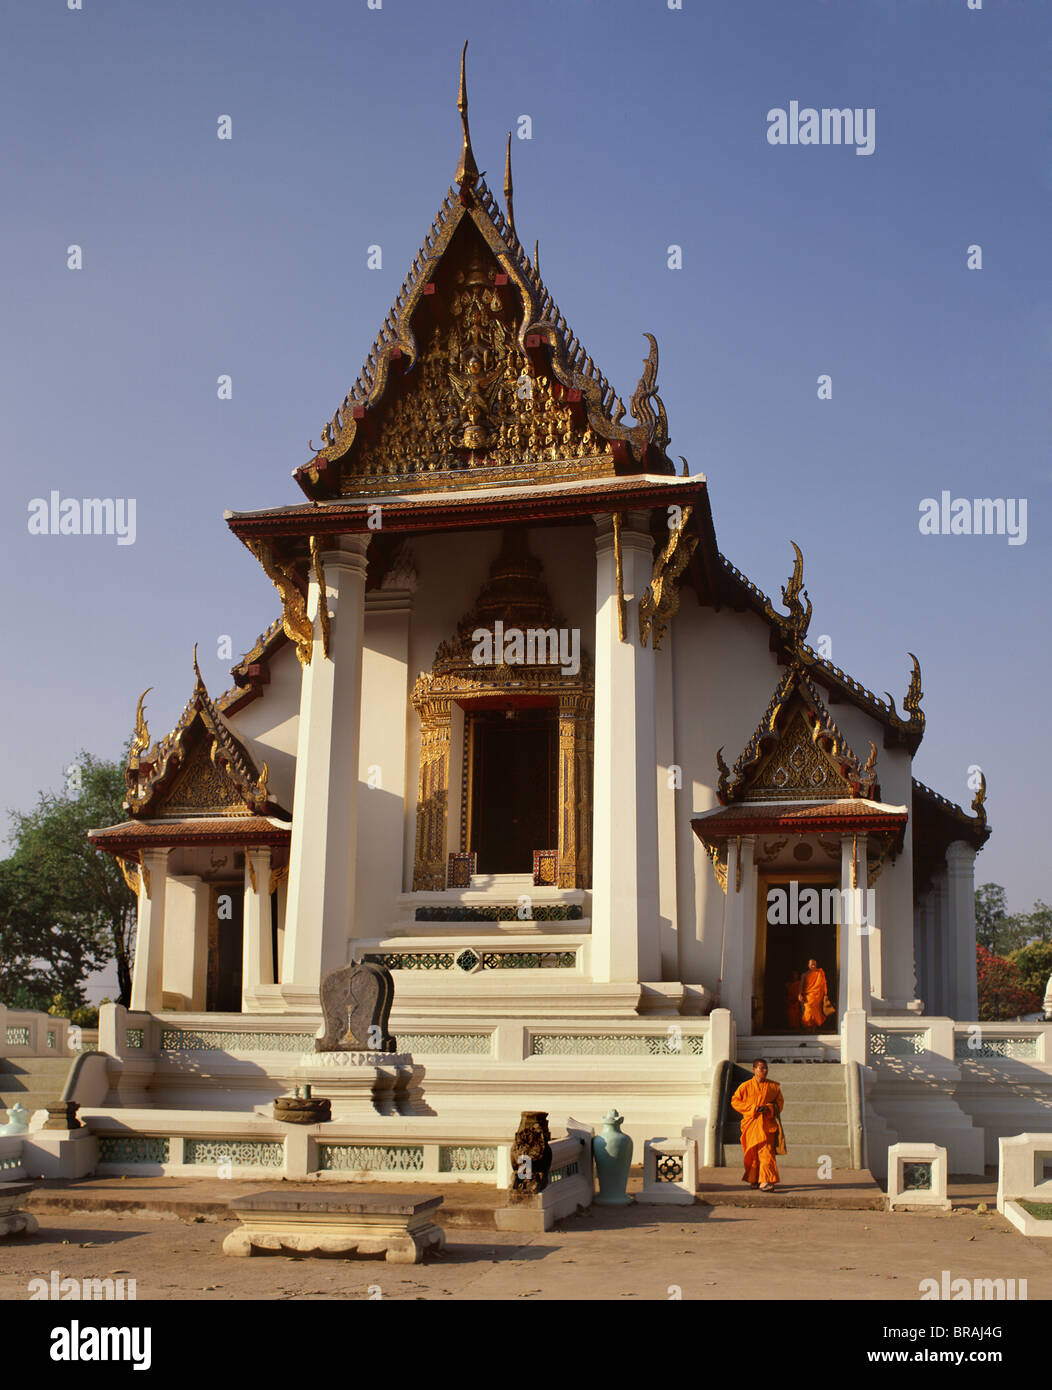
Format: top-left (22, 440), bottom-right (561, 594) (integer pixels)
top-left (223, 1193), bottom-right (445, 1264)
top-left (638, 1137), bottom-right (697, 1205)
top-left (886, 1143), bottom-right (951, 1209)
top-left (1001, 1200), bottom-right (1052, 1239)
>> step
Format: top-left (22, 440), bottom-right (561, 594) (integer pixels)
top-left (0, 1058), bottom-right (76, 1077)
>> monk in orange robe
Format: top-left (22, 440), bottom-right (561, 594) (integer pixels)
top-left (731, 1059), bottom-right (784, 1190)
top-left (798, 957), bottom-right (829, 1030)
top-left (784, 971), bottom-right (802, 1030)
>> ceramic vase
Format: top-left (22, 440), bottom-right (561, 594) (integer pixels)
top-left (592, 1108), bottom-right (633, 1206)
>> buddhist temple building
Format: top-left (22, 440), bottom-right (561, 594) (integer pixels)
top-left (82, 48), bottom-right (1041, 1184)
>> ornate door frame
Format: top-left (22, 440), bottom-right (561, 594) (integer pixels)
top-left (411, 667), bottom-right (593, 892)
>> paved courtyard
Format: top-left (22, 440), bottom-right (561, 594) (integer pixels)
top-left (1, 1191), bottom-right (1048, 1302)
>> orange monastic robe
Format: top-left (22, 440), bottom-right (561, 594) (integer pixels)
top-left (799, 967), bottom-right (828, 1029)
top-left (731, 1076), bottom-right (784, 1186)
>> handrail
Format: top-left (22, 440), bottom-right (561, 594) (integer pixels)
top-left (705, 1058), bottom-right (730, 1168)
top-left (846, 1059), bottom-right (864, 1170)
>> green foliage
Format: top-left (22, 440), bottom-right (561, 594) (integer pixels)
top-left (0, 753), bottom-right (135, 1009)
top-left (974, 883), bottom-right (1050, 956)
top-left (1008, 938), bottom-right (1052, 1009)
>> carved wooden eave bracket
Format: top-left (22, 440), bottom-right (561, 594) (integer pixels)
top-left (639, 504), bottom-right (698, 649)
top-left (242, 537), bottom-right (314, 666)
top-left (121, 654), bottom-right (285, 821)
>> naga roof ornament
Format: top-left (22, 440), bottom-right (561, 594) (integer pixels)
top-left (724, 548), bottom-right (926, 751)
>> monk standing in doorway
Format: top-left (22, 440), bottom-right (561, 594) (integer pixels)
top-left (731, 1059), bottom-right (785, 1191)
top-left (798, 956), bottom-right (829, 1031)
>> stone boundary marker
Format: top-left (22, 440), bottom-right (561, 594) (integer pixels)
top-left (223, 1189), bottom-right (445, 1263)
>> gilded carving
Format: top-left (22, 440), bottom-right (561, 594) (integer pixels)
top-left (411, 533), bottom-right (593, 891)
top-left (638, 504), bottom-right (698, 649)
top-left (310, 537), bottom-right (331, 660)
top-left (244, 538), bottom-right (314, 666)
top-left (351, 264), bottom-right (614, 490)
top-left (116, 856), bottom-right (141, 896)
top-left (716, 663), bottom-right (879, 805)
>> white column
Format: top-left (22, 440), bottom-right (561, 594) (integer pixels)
top-left (726, 836), bottom-right (757, 1032)
top-left (839, 833), bottom-right (870, 1013)
top-left (946, 840), bottom-right (978, 1020)
top-left (356, 583), bottom-right (414, 931)
top-left (590, 512), bottom-right (660, 983)
top-left (164, 875), bottom-right (209, 1011)
top-left (655, 630), bottom-right (679, 981)
top-left (932, 865), bottom-right (952, 1017)
top-left (282, 534), bottom-right (370, 998)
top-left (129, 848), bottom-right (170, 1013)
top-left (242, 846), bottom-right (273, 1009)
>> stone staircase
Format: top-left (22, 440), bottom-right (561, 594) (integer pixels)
top-left (0, 1057), bottom-right (76, 1124)
top-left (722, 1050), bottom-right (854, 1169)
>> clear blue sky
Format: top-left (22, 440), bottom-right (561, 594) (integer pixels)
top-left (1, 0), bottom-right (1047, 918)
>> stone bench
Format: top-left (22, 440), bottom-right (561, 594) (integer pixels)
top-left (0, 1182), bottom-right (39, 1239)
top-left (222, 1190), bottom-right (445, 1263)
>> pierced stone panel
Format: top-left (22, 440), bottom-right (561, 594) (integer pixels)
top-left (126, 1029), bottom-right (144, 1049)
top-left (396, 1033), bottom-right (493, 1055)
top-left (160, 1029), bottom-right (315, 1053)
top-left (954, 1036), bottom-right (1039, 1060)
top-left (5, 1028), bottom-right (30, 1047)
top-left (184, 1140), bottom-right (284, 1168)
top-left (530, 1033), bottom-right (706, 1057)
top-left (365, 950), bottom-right (576, 971)
top-left (656, 1153), bottom-right (685, 1183)
top-left (439, 1146), bottom-right (497, 1174)
top-left (869, 1032), bottom-right (926, 1057)
top-left (317, 1144), bottom-right (425, 1173)
top-left (97, 1137), bottom-right (170, 1165)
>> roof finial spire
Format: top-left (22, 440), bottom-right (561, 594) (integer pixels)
top-left (455, 40), bottom-right (479, 194)
top-left (503, 132), bottom-right (516, 237)
top-left (534, 238), bottom-right (541, 274)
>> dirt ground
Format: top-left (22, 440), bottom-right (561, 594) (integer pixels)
top-left (1, 1200), bottom-right (1049, 1302)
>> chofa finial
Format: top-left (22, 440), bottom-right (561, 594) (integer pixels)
top-left (455, 40), bottom-right (479, 193)
top-left (504, 132), bottom-right (515, 236)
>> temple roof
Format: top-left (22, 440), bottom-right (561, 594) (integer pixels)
top-left (290, 45), bottom-right (674, 505)
top-left (692, 799), bottom-right (908, 840)
top-left (714, 636), bottom-right (883, 807)
top-left (88, 817), bottom-right (292, 859)
top-left (715, 548), bottom-right (926, 752)
top-left (912, 775), bottom-right (990, 854)
top-left (122, 652), bottom-right (290, 822)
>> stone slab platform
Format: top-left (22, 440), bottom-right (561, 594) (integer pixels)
top-left (224, 1189), bottom-right (445, 1263)
top-left (0, 1181), bottom-right (39, 1238)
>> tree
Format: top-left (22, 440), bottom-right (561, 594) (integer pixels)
top-left (974, 883), bottom-right (1031, 955)
top-left (1009, 939), bottom-right (1052, 1010)
top-left (975, 945), bottom-right (1041, 1021)
top-left (0, 753), bottom-right (136, 1009)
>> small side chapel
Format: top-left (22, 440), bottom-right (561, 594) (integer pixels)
top-left (86, 49), bottom-right (996, 1153)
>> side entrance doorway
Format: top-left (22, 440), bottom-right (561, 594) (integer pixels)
top-left (754, 875), bottom-right (840, 1033)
